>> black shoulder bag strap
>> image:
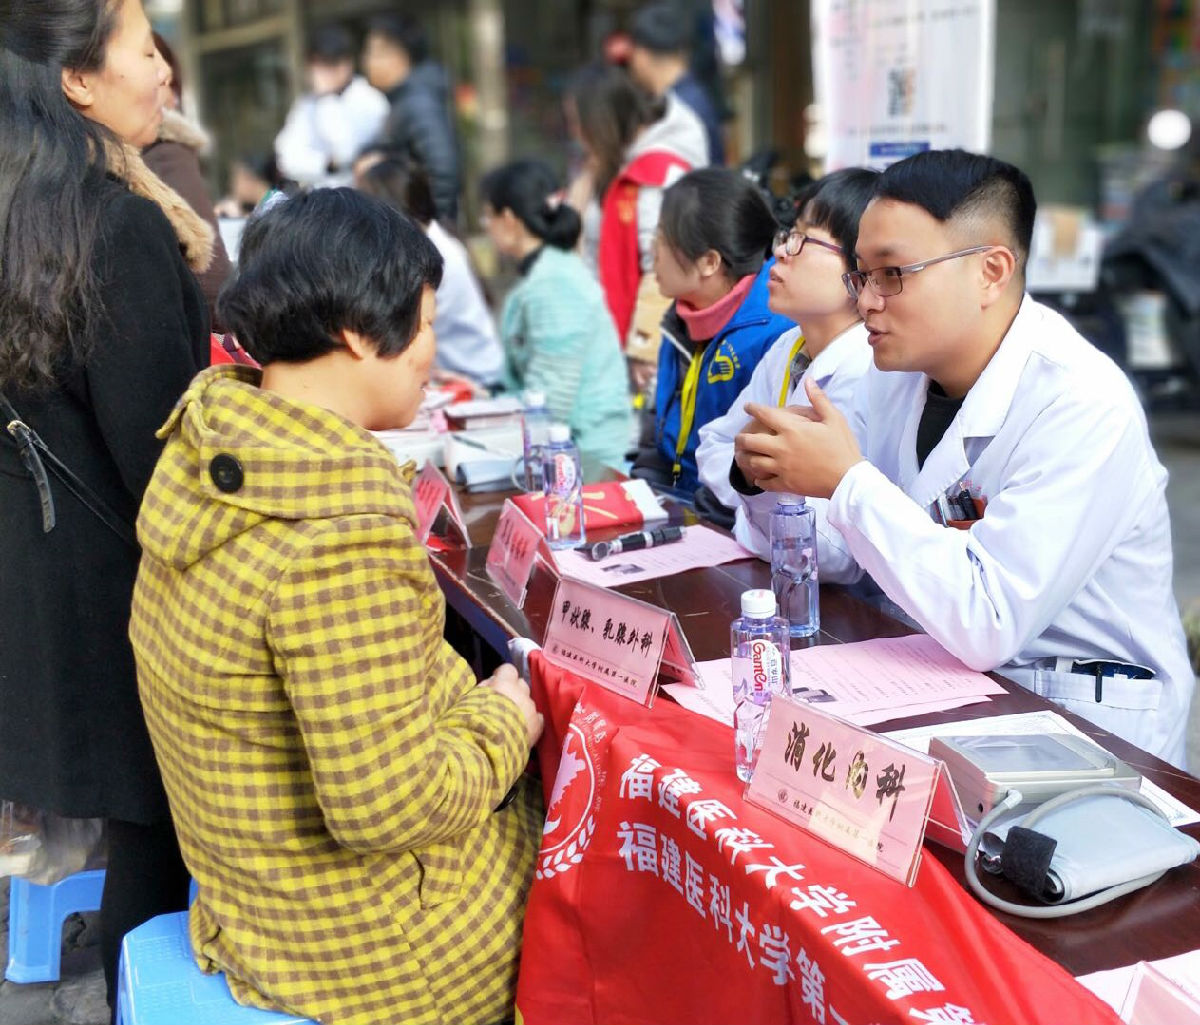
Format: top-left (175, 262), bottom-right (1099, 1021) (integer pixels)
top-left (0, 391), bottom-right (138, 549)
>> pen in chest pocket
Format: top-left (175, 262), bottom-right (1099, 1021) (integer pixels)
top-left (934, 481), bottom-right (986, 525)
top-left (952, 485), bottom-right (979, 521)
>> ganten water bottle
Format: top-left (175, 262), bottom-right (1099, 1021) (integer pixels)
top-left (730, 589), bottom-right (790, 782)
top-left (542, 424), bottom-right (585, 549)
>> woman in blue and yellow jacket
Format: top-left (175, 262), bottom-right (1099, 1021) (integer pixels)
top-left (632, 168), bottom-right (795, 497)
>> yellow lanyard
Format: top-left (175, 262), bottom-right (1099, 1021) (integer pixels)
top-left (672, 349), bottom-right (705, 480)
top-left (777, 334), bottom-right (808, 406)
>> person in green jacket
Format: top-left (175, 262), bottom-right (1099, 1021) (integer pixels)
top-left (481, 159), bottom-right (633, 470)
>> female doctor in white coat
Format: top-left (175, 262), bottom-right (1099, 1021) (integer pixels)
top-left (696, 167), bottom-right (877, 554)
top-left (734, 149), bottom-right (1193, 769)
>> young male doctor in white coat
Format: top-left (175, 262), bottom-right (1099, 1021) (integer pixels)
top-left (734, 149), bottom-right (1194, 770)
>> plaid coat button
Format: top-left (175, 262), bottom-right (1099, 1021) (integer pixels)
top-left (209, 453), bottom-right (244, 493)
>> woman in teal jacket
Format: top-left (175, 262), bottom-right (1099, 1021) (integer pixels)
top-left (632, 168), bottom-right (795, 497)
top-left (482, 160), bottom-right (632, 470)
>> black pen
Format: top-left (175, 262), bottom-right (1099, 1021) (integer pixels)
top-left (954, 486), bottom-right (979, 521)
top-left (588, 525), bottom-right (684, 561)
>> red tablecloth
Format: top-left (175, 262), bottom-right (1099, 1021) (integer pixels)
top-left (518, 652), bottom-right (1122, 1025)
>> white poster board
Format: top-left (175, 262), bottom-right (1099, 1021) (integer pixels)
top-left (813, 0), bottom-right (996, 169)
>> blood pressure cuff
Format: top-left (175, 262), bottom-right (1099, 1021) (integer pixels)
top-left (980, 790), bottom-right (1200, 903)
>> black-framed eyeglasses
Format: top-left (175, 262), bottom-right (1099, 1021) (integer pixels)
top-left (841, 245), bottom-right (994, 300)
top-left (773, 229), bottom-right (844, 259)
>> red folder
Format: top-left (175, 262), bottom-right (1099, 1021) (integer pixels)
top-left (512, 479), bottom-right (666, 536)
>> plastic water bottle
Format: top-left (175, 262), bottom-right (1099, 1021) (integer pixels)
top-left (542, 424), bottom-right (586, 549)
top-left (771, 498), bottom-right (820, 638)
top-left (522, 389), bottom-right (552, 491)
top-left (730, 589), bottom-right (791, 783)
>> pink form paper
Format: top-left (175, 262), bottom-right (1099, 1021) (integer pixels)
top-left (551, 524), bottom-right (753, 588)
top-left (668, 634), bottom-right (1005, 728)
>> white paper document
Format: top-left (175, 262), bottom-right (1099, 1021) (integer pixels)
top-left (666, 634), bottom-right (1003, 729)
top-left (785, 634), bottom-right (1006, 716)
top-left (1078, 948), bottom-right (1200, 1016)
top-left (553, 525), bottom-right (752, 587)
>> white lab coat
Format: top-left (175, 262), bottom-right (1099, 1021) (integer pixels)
top-left (696, 323), bottom-right (872, 556)
top-left (820, 296), bottom-right (1193, 768)
top-left (426, 221), bottom-right (503, 386)
top-left (275, 76), bottom-right (389, 187)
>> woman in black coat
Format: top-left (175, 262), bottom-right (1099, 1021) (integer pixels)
top-left (143, 31), bottom-right (232, 324)
top-left (0, 0), bottom-right (210, 1013)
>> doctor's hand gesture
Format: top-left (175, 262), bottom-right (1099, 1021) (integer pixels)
top-left (734, 378), bottom-right (864, 499)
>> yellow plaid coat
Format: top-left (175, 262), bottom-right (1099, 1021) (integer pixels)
top-left (130, 366), bottom-right (541, 1025)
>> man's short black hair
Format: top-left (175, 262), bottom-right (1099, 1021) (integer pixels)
top-left (367, 12), bottom-right (429, 64)
top-left (874, 149), bottom-right (1037, 272)
top-left (217, 189), bottom-right (443, 365)
top-left (307, 24), bottom-right (355, 64)
top-left (630, 2), bottom-right (689, 54)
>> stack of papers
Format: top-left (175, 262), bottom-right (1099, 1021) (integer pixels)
top-left (373, 429), bottom-right (445, 468)
top-left (445, 426), bottom-right (523, 491)
top-left (372, 423), bottom-right (523, 479)
top-left (444, 396), bottom-right (524, 430)
top-left (664, 634), bottom-right (1005, 728)
top-left (1078, 949), bottom-right (1200, 1020)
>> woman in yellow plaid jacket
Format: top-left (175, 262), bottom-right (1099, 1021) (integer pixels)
top-left (130, 189), bottom-right (545, 1025)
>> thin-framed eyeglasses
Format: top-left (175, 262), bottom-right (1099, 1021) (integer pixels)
top-left (773, 229), bottom-right (844, 259)
top-left (842, 245), bottom-right (994, 300)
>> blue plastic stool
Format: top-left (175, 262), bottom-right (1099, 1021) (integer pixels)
top-left (5, 868), bottom-right (106, 983)
top-left (116, 911), bottom-right (315, 1025)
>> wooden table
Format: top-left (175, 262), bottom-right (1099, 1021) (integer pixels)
top-left (428, 485), bottom-right (1200, 978)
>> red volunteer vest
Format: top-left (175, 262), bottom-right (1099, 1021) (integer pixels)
top-left (597, 150), bottom-right (693, 344)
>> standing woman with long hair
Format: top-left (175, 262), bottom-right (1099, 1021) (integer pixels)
top-left (568, 63), bottom-right (707, 369)
top-left (0, 0), bottom-right (211, 1013)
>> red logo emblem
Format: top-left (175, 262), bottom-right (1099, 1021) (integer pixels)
top-left (537, 722), bottom-right (599, 878)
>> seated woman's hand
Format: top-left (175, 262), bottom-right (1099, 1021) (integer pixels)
top-left (482, 663), bottom-right (544, 747)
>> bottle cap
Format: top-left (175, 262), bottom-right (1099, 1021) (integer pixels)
top-left (740, 588), bottom-right (777, 619)
top-left (548, 423), bottom-right (571, 443)
top-left (523, 389), bottom-right (546, 408)
top-left (775, 497), bottom-right (807, 510)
